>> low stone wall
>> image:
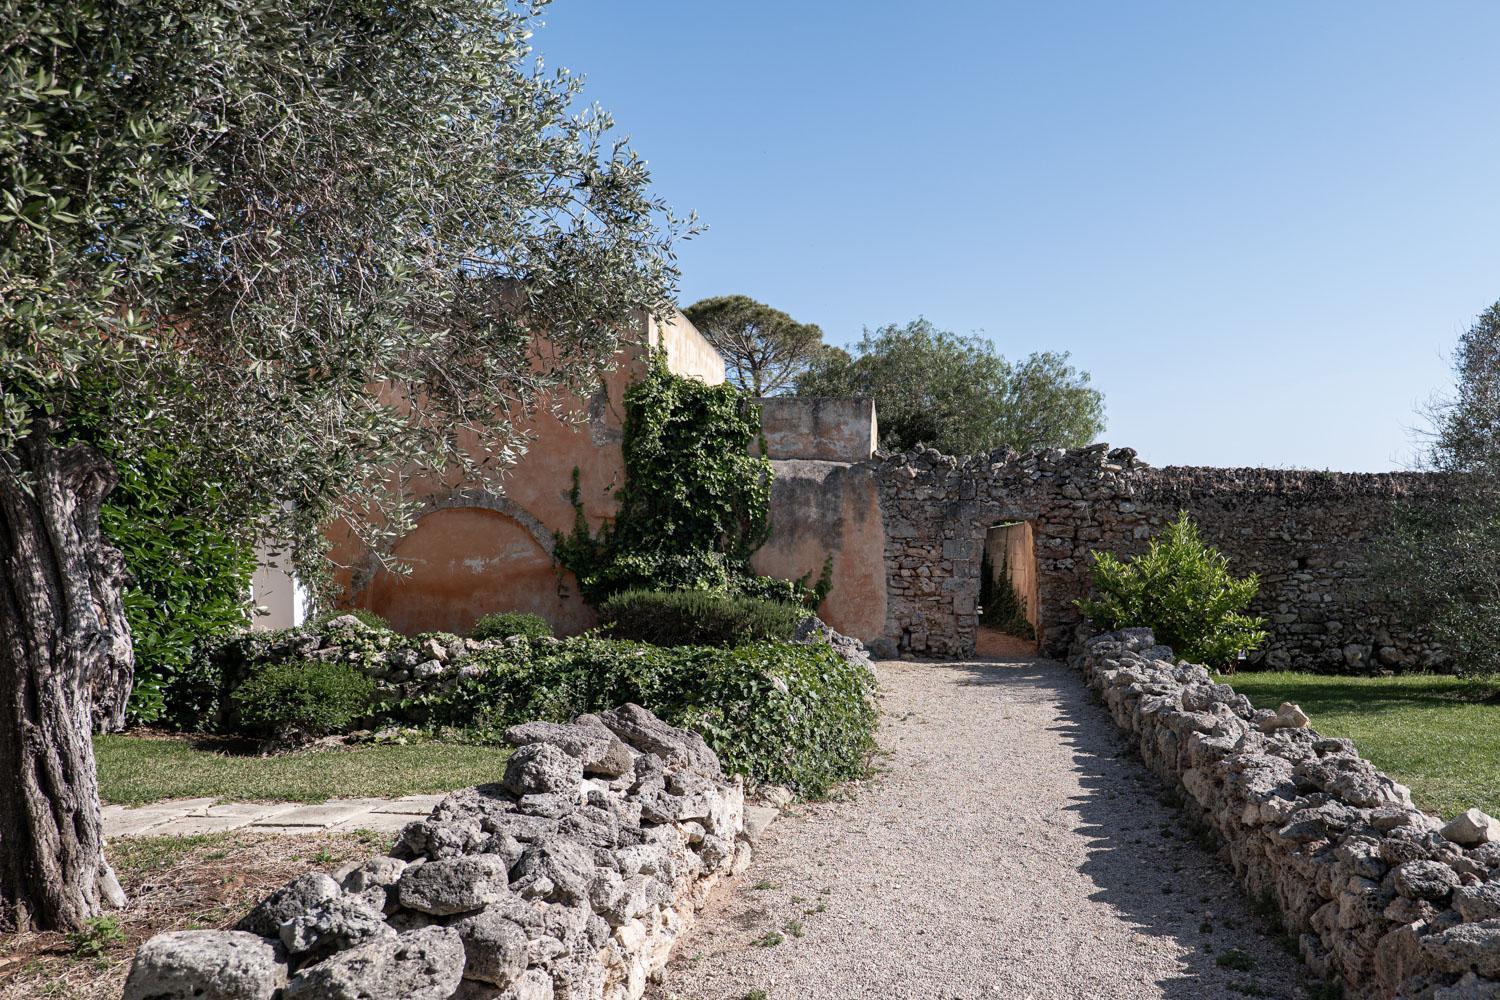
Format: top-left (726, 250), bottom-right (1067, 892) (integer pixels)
top-left (123, 705), bottom-right (748, 1000)
top-left (1074, 628), bottom-right (1500, 999)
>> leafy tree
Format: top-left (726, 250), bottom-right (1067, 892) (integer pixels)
top-left (1372, 302), bottom-right (1500, 675)
top-left (0, 0), bottom-right (684, 930)
top-left (682, 294), bottom-right (832, 396)
top-left (796, 319), bottom-right (1104, 454)
top-left (1077, 513), bottom-right (1267, 667)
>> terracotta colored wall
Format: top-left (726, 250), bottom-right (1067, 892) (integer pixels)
top-left (327, 309), bottom-right (723, 637)
top-left (750, 459), bottom-right (887, 642)
top-left (753, 397), bottom-right (877, 463)
top-left (983, 521), bottom-right (1038, 633)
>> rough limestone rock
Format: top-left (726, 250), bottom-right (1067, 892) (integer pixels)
top-left (130, 705), bottom-right (748, 1000)
top-left (1072, 628), bottom-right (1499, 998)
top-left (281, 895), bottom-right (395, 955)
top-left (451, 907), bottom-right (530, 985)
top-left (396, 854), bottom-right (514, 915)
top-left (1456, 883), bottom-right (1500, 923)
top-left (1257, 701), bottom-right (1311, 732)
top-left (1393, 860), bottom-right (1462, 901)
top-left (1444, 809), bottom-right (1500, 848)
top-left (503, 721), bottom-right (635, 778)
top-left (236, 872), bottom-right (341, 937)
top-left (283, 926), bottom-right (464, 1000)
top-left (123, 930), bottom-right (287, 1000)
top-left (596, 703), bottom-right (722, 778)
top-left (1421, 920), bottom-right (1500, 979)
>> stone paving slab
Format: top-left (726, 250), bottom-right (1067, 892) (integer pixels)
top-left (331, 812), bottom-right (412, 835)
top-left (370, 794), bottom-right (446, 815)
top-left (105, 795), bottom-right (436, 838)
top-left (246, 798), bottom-right (392, 829)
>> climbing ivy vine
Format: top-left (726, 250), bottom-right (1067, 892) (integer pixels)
top-left (556, 355), bottom-right (830, 607)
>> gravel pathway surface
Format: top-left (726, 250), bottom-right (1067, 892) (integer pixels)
top-left (651, 654), bottom-right (1314, 1000)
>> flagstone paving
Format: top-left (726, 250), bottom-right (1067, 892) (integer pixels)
top-left (102, 794), bottom-right (443, 838)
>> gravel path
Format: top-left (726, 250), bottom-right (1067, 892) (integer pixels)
top-left (651, 654), bottom-right (1313, 1000)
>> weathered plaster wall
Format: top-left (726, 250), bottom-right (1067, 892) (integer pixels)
top-left (983, 521), bottom-right (1038, 634)
top-left (750, 459), bottom-right (887, 642)
top-left (329, 310), bottom-right (723, 636)
top-left (753, 397), bottom-right (878, 463)
top-left (875, 444), bottom-right (1443, 667)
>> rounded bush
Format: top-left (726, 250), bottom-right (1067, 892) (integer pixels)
top-left (308, 608), bottom-right (391, 632)
top-left (600, 590), bottom-right (808, 647)
top-left (470, 612), bottom-right (552, 642)
top-left (229, 660), bottom-right (375, 741)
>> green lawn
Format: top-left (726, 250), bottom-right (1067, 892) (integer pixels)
top-left (1218, 671), bottom-right (1500, 819)
top-left (95, 735), bottom-right (510, 806)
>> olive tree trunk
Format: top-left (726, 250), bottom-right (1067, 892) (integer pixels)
top-left (0, 429), bottom-right (131, 932)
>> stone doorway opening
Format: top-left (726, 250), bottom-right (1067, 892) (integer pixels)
top-left (978, 520), bottom-right (1040, 656)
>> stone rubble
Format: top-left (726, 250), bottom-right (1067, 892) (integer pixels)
top-left (123, 704), bottom-right (750, 1000)
top-left (1073, 626), bottom-right (1500, 999)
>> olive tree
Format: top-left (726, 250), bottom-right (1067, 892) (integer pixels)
top-left (1372, 302), bottom-right (1500, 675)
top-left (0, 0), bottom-right (686, 930)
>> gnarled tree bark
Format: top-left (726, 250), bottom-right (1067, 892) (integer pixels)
top-left (0, 426), bottom-right (131, 932)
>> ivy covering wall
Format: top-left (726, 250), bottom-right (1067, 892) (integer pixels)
top-left (556, 355), bottom-right (830, 607)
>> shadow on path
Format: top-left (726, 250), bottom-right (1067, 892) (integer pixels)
top-left (950, 657), bottom-right (1305, 999)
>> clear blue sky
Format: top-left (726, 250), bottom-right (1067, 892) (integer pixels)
top-left (539, 2), bottom-right (1500, 471)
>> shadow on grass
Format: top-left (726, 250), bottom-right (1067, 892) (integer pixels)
top-left (1224, 672), bottom-right (1500, 718)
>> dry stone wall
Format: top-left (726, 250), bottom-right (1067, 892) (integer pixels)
top-left (1074, 627), bottom-right (1500, 999)
top-left (124, 705), bottom-right (748, 1000)
top-left (874, 444), bottom-right (1445, 667)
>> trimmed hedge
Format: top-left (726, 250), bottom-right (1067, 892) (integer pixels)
top-left (470, 611), bottom-right (552, 642)
top-left (401, 636), bottom-right (877, 796)
top-left (230, 660), bottom-right (375, 742)
top-left (599, 590), bottom-right (807, 647)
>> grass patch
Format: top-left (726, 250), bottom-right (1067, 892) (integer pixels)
top-left (1219, 671), bottom-right (1500, 818)
top-left (0, 832), bottom-right (374, 1000)
top-left (96, 734), bottom-right (508, 806)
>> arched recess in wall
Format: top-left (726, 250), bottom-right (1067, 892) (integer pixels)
top-left (352, 490), bottom-right (591, 637)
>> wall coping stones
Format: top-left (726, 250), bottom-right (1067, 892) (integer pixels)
top-left (1072, 626), bottom-right (1498, 999)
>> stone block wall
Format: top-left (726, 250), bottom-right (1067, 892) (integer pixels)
top-left (873, 444), bottom-right (1444, 666)
top-left (124, 705), bottom-right (748, 1000)
top-left (1074, 628), bottom-right (1500, 999)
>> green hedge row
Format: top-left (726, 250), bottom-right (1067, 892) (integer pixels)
top-left (398, 636), bottom-right (877, 796)
top-left (599, 589), bottom-right (808, 647)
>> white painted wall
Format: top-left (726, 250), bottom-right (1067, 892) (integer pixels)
top-left (249, 543), bottom-right (308, 630)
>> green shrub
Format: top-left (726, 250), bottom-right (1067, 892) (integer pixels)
top-left (600, 590), bottom-right (808, 646)
top-left (397, 637), bottom-right (877, 796)
top-left (470, 611), bottom-right (553, 642)
top-left (100, 445), bottom-right (257, 725)
top-left (308, 608), bottom-right (391, 632)
top-left (1077, 512), bottom-right (1267, 667)
top-left (230, 660), bottom-right (375, 741)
